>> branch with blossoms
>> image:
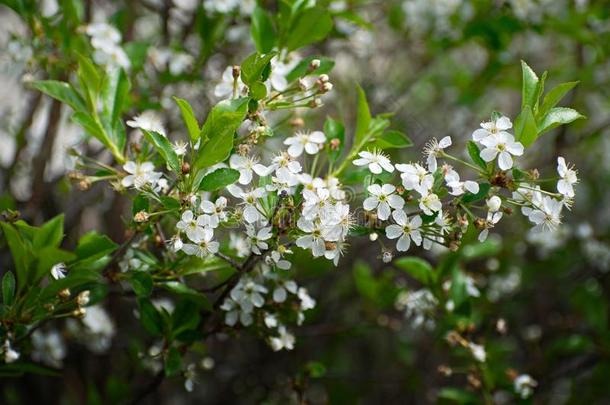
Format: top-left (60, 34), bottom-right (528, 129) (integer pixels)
top-left (1, 5), bottom-right (584, 396)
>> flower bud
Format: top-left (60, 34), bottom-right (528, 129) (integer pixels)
top-left (232, 65), bottom-right (240, 79)
top-left (77, 290), bottom-right (90, 306)
top-left (309, 59), bottom-right (320, 71)
top-left (72, 307), bottom-right (86, 318)
top-left (382, 251), bottom-right (393, 263)
top-left (134, 211), bottom-right (149, 223)
top-left (181, 162), bottom-right (191, 175)
top-left (318, 74), bottom-right (329, 83)
top-left (58, 288), bottom-right (71, 301)
top-left (289, 117), bottom-right (304, 127)
top-left (486, 196), bottom-right (502, 212)
top-left (320, 82), bottom-right (333, 93)
top-left (309, 98), bottom-right (322, 108)
top-left (329, 138), bottom-right (341, 150)
top-left (369, 232), bottom-right (378, 241)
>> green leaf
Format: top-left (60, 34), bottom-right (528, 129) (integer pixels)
top-left (520, 60), bottom-right (539, 110)
top-left (241, 52), bottom-right (276, 86)
top-left (249, 81), bottom-right (268, 100)
top-left (353, 84), bottom-right (372, 146)
top-left (514, 105), bottom-right (538, 147)
top-left (29, 80), bottom-right (86, 111)
top-left (142, 130), bottom-right (180, 173)
top-left (2, 272), bottom-right (16, 305)
top-left (194, 98), bottom-right (249, 170)
top-left (371, 130), bottom-right (413, 150)
top-left (437, 387), bottom-right (479, 404)
top-left (165, 346), bottom-right (182, 376)
top-left (251, 5), bottom-right (276, 53)
top-left (538, 107), bottom-right (585, 136)
top-left (171, 298), bottom-right (201, 337)
top-left (101, 67), bottom-right (130, 127)
top-left (33, 214), bottom-right (64, 250)
top-left (539, 81), bottom-right (579, 118)
top-left (71, 112), bottom-right (121, 160)
top-left (198, 168), bottom-right (240, 191)
top-left (450, 268), bottom-right (468, 308)
top-left (394, 257), bottom-right (434, 285)
top-left (0, 223), bottom-right (29, 287)
top-left (173, 97), bottom-right (201, 143)
top-left (285, 6), bottom-right (333, 52)
top-left (138, 298), bottom-right (164, 336)
top-left (324, 116), bottom-right (345, 163)
top-left (0, 362), bottom-right (61, 378)
top-left (461, 183), bottom-right (490, 203)
top-left (74, 232), bottom-right (117, 262)
top-left (77, 54), bottom-right (102, 109)
top-left (130, 272), bottom-right (153, 297)
top-left (466, 141), bottom-right (487, 170)
top-left (285, 56), bottom-right (335, 82)
top-left (353, 261), bottom-right (378, 302)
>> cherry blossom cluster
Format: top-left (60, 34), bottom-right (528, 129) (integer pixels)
top-left (83, 23), bottom-right (130, 70)
top-left (354, 115), bottom-right (578, 255)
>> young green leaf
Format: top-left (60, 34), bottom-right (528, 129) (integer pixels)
top-left (251, 5), bottom-right (276, 53)
top-left (467, 141), bottom-right (487, 170)
top-left (394, 257), bottom-right (434, 285)
top-left (29, 80), bottom-right (86, 112)
top-left (520, 60), bottom-right (539, 110)
top-left (33, 214), bottom-right (64, 250)
top-left (142, 130), bottom-right (180, 173)
top-left (285, 6), bottom-right (333, 52)
top-left (130, 271), bottom-right (153, 297)
top-left (165, 346), bottom-right (182, 376)
top-left (241, 52), bottom-right (276, 86)
top-left (353, 84), bottom-right (372, 146)
top-left (539, 81), bottom-right (579, 118)
top-left (514, 105), bottom-right (538, 147)
top-left (138, 298), bottom-right (164, 336)
top-left (173, 97), bottom-right (201, 143)
top-left (0, 223), bottom-right (29, 287)
top-left (101, 67), bottom-right (130, 127)
top-left (198, 168), bottom-right (240, 191)
top-left (371, 130), bottom-right (413, 150)
top-left (194, 97), bottom-right (249, 170)
top-left (538, 107), bottom-right (585, 136)
top-left (2, 271), bottom-right (16, 305)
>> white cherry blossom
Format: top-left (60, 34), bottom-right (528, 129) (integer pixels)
top-left (472, 115), bottom-right (513, 143)
top-left (229, 154), bottom-right (270, 185)
top-left (556, 156), bottom-right (578, 198)
top-left (353, 150), bottom-right (394, 174)
top-left (479, 132), bottom-right (524, 170)
top-left (121, 161), bottom-right (162, 189)
top-left (246, 225), bottom-right (273, 255)
top-left (126, 111), bottom-right (166, 136)
top-left (385, 210), bottom-right (423, 252)
top-left (423, 136), bottom-right (452, 172)
top-left (363, 184), bottom-right (404, 220)
top-left (284, 131), bottom-right (326, 157)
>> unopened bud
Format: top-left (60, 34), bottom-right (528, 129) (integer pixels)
top-left (78, 179), bottom-right (91, 191)
top-left (329, 138), bottom-right (341, 150)
top-left (318, 74), bottom-right (329, 83)
top-left (181, 162), bottom-right (190, 175)
top-left (309, 59), bottom-right (320, 71)
top-left (58, 288), bottom-right (71, 301)
top-left (130, 142), bottom-right (141, 153)
top-left (72, 307), bottom-right (86, 318)
top-left (77, 290), bottom-right (90, 306)
top-left (320, 82), bottom-right (333, 93)
top-left (297, 78), bottom-right (307, 91)
top-left (232, 65), bottom-right (240, 79)
top-left (473, 218), bottom-right (486, 230)
top-left (382, 251), bottom-right (393, 263)
top-left (134, 211), bottom-right (149, 223)
top-left (438, 365), bottom-right (453, 377)
top-left (467, 373), bottom-right (482, 389)
top-left (369, 232), bottom-right (378, 242)
top-left (43, 303), bottom-right (55, 312)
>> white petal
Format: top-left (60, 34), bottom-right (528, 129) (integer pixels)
top-left (498, 152), bottom-right (513, 170)
top-left (479, 148), bottom-right (498, 162)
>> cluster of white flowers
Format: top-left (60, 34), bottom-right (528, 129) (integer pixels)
top-left (395, 289), bottom-right (438, 330)
top-left (84, 23), bottom-right (130, 70)
top-left (219, 269), bottom-right (316, 352)
top-left (354, 115), bottom-right (578, 255)
top-left (147, 47), bottom-right (194, 76)
top-left (66, 305), bottom-right (116, 353)
top-left (203, 0), bottom-right (255, 15)
top-left (31, 330), bottom-right (67, 368)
